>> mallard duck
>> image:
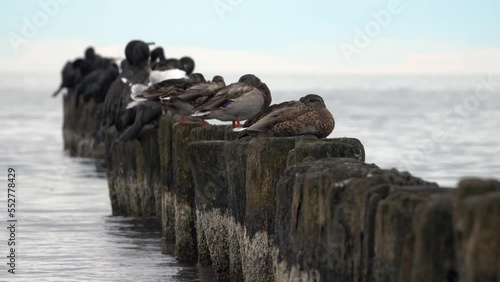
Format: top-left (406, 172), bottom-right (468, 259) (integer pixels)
top-left (160, 75), bottom-right (226, 124)
top-left (191, 74), bottom-right (272, 128)
top-left (122, 73), bottom-right (205, 109)
top-left (237, 94), bottom-right (334, 138)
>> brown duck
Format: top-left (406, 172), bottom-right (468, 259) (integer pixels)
top-left (160, 75), bottom-right (226, 125)
top-left (238, 94), bottom-right (334, 138)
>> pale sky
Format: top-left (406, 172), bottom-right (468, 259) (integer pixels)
top-left (1, 0), bottom-right (500, 75)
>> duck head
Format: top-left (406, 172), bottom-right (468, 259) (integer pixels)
top-left (212, 75), bottom-right (226, 86)
top-left (189, 73), bottom-right (206, 83)
top-left (180, 56), bottom-right (195, 75)
top-left (300, 94), bottom-right (326, 109)
top-left (258, 83), bottom-right (272, 108)
top-left (238, 74), bottom-right (261, 87)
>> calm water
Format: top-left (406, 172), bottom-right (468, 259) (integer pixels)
top-left (0, 74), bottom-right (215, 281)
top-left (0, 73), bottom-right (499, 280)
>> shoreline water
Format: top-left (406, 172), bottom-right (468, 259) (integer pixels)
top-left (0, 82), bottom-right (216, 281)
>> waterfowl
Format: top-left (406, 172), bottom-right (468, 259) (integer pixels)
top-left (108, 100), bottom-right (163, 156)
top-left (163, 76), bottom-right (224, 104)
top-left (153, 58), bottom-right (181, 70)
top-left (72, 58), bottom-right (94, 80)
top-left (238, 94), bottom-right (335, 138)
top-left (96, 40), bottom-right (152, 143)
top-left (74, 64), bottom-right (119, 107)
top-left (123, 72), bottom-right (205, 109)
top-left (188, 73), bottom-right (206, 84)
top-left (151, 47), bottom-right (167, 64)
top-left (161, 75), bottom-right (226, 124)
top-left (179, 56), bottom-right (195, 75)
top-left (192, 74), bottom-right (271, 128)
top-left (52, 61), bottom-right (78, 97)
top-left (84, 47), bottom-right (114, 70)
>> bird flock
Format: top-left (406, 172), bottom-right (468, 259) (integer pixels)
top-left (53, 39), bottom-right (335, 151)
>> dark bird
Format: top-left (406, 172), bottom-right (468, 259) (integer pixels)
top-left (52, 61), bottom-right (78, 97)
top-left (72, 58), bottom-right (94, 79)
top-left (96, 40), bottom-right (152, 144)
top-left (153, 58), bottom-right (183, 71)
top-left (114, 101), bottom-right (163, 143)
top-left (179, 56), bottom-right (195, 75)
top-left (52, 58), bottom-right (94, 97)
top-left (84, 47), bottom-right (113, 70)
top-left (151, 47), bottom-right (167, 63)
top-left (192, 74), bottom-right (272, 128)
top-left (238, 94), bottom-right (335, 138)
top-left (73, 64), bottom-right (119, 107)
top-left (108, 101), bottom-right (163, 156)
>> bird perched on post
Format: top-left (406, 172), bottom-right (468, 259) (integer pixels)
top-left (237, 94), bottom-right (335, 138)
top-left (161, 75), bottom-right (226, 124)
top-left (191, 74), bottom-right (271, 128)
top-left (95, 40), bottom-right (153, 143)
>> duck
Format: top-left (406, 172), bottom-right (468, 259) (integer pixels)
top-left (237, 94), bottom-right (335, 138)
top-left (161, 75), bottom-right (226, 124)
top-left (122, 73), bottom-right (205, 109)
top-left (191, 74), bottom-right (271, 128)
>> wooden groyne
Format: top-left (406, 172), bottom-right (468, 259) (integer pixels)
top-left (62, 94), bottom-right (500, 282)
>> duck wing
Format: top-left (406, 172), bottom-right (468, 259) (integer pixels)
top-left (246, 101), bottom-right (311, 134)
top-left (139, 79), bottom-right (189, 100)
top-left (175, 82), bottom-right (225, 102)
top-left (195, 83), bottom-right (256, 112)
top-left (243, 100), bottom-right (300, 127)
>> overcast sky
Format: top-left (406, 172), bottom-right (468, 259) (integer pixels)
top-left (2, 0), bottom-right (500, 75)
